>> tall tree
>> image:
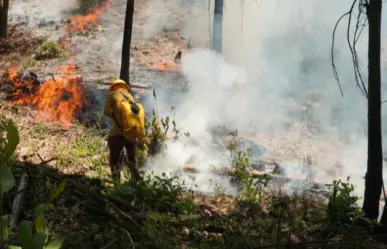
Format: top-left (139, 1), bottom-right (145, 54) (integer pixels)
top-left (212, 0), bottom-right (223, 53)
top-left (362, 0), bottom-right (383, 221)
top-left (0, 0), bottom-right (9, 39)
top-left (120, 0), bottom-right (135, 84)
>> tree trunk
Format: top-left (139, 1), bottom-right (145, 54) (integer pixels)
top-left (0, 0), bottom-right (10, 39)
top-left (119, 0), bottom-right (135, 85)
top-left (362, 0), bottom-right (383, 221)
top-left (211, 0), bottom-right (223, 53)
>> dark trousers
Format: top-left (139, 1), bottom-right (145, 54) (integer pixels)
top-left (107, 135), bottom-right (141, 182)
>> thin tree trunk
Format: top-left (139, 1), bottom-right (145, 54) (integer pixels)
top-left (0, 0), bottom-right (10, 39)
top-left (211, 0), bottom-right (223, 53)
top-left (120, 0), bottom-right (135, 84)
top-left (362, 0), bottom-right (383, 221)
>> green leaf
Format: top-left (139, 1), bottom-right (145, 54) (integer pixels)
top-left (49, 180), bottom-right (67, 203)
top-left (35, 213), bottom-right (46, 233)
top-left (8, 246), bottom-right (22, 249)
top-left (30, 232), bottom-right (47, 249)
top-left (148, 212), bottom-right (163, 221)
top-left (34, 204), bottom-right (54, 233)
top-left (44, 236), bottom-right (65, 249)
top-left (0, 165), bottom-right (16, 196)
top-left (4, 120), bottom-right (20, 157)
top-left (18, 220), bottom-right (33, 248)
top-left (46, 177), bottom-right (52, 196)
top-left (0, 215), bottom-right (8, 240)
top-left (34, 204), bottom-right (55, 215)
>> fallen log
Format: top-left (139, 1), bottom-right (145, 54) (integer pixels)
top-left (9, 173), bottom-right (29, 227)
top-left (183, 164), bottom-right (329, 186)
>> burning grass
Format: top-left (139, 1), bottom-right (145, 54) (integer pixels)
top-left (154, 61), bottom-right (179, 71)
top-left (6, 65), bottom-right (88, 127)
top-left (68, 0), bottom-right (108, 32)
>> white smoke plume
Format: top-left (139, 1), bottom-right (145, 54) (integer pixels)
top-left (8, 0), bottom-right (78, 28)
top-left (142, 0), bottom-right (387, 199)
top-left (7, 0), bottom-right (387, 200)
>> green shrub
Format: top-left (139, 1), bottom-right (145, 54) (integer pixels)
top-left (321, 177), bottom-right (373, 232)
top-left (229, 140), bottom-right (270, 203)
top-left (110, 172), bottom-right (196, 215)
top-left (21, 57), bottom-right (38, 69)
top-left (35, 41), bottom-right (66, 61)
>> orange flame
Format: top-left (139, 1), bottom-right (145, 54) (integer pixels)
top-left (8, 65), bottom-right (86, 127)
top-left (154, 62), bottom-right (177, 71)
top-left (69, 0), bottom-right (108, 32)
top-left (8, 67), bottom-right (18, 81)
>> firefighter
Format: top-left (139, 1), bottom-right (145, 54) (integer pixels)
top-left (103, 79), bottom-right (142, 184)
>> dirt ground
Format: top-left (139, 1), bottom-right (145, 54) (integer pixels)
top-left (0, 26), bottom-right (45, 70)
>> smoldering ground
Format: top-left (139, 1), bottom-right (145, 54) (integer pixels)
top-left (8, 0), bottom-right (79, 28)
top-left (141, 0), bottom-right (387, 199)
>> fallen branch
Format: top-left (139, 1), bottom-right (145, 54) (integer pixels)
top-left (38, 157), bottom-right (57, 165)
top-left (100, 238), bottom-right (118, 249)
top-left (37, 154), bottom-right (57, 165)
top-left (9, 173), bottom-right (29, 227)
top-left (103, 194), bottom-right (141, 212)
top-left (15, 162), bottom-right (141, 229)
top-left (183, 164), bottom-right (329, 186)
top-left (119, 228), bottom-right (135, 249)
top-left (48, 73), bottom-right (56, 82)
top-left (69, 195), bottom-right (140, 234)
top-left (2, 187), bottom-right (27, 202)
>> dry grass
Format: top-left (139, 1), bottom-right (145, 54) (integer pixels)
top-left (0, 103), bottom-right (110, 179)
top-left (133, 32), bottom-right (188, 69)
top-left (0, 26), bottom-right (45, 72)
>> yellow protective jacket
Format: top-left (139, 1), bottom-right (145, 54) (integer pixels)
top-left (103, 88), bottom-right (145, 142)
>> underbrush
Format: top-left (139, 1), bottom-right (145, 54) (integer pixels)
top-left (1, 115), bottom-right (67, 249)
top-left (0, 101), bottom-right (385, 248)
top-left (101, 111), bottom-right (380, 247)
top-left (103, 168), bottom-right (378, 248)
top-left (109, 172), bottom-right (196, 214)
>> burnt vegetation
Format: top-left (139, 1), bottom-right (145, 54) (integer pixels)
top-left (0, 0), bottom-right (387, 249)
